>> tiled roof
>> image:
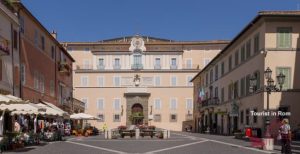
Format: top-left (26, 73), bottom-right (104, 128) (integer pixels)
top-left (259, 11), bottom-right (300, 15)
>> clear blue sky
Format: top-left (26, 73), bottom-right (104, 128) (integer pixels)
top-left (22, 0), bottom-right (299, 42)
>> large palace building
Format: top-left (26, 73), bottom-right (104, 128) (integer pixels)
top-left (63, 36), bottom-right (228, 131)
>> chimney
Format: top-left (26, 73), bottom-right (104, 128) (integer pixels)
top-left (51, 30), bottom-right (57, 39)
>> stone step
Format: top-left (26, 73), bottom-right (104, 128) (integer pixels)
top-left (292, 144), bottom-right (300, 151)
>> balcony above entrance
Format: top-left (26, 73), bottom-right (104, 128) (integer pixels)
top-left (124, 87), bottom-right (150, 97)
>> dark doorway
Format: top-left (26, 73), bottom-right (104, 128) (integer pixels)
top-left (131, 103), bottom-right (144, 125)
top-left (221, 115), bottom-right (224, 134)
top-left (233, 116), bottom-right (238, 132)
top-left (227, 115), bottom-right (231, 135)
top-left (214, 114), bottom-right (218, 134)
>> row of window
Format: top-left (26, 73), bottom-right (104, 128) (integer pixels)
top-left (82, 58), bottom-right (210, 70)
top-left (20, 16), bottom-right (67, 62)
top-left (205, 27), bottom-right (292, 87)
top-left (240, 108), bottom-right (258, 125)
top-left (21, 64), bottom-right (55, 97)
top-left (205, 34), bottom-right (260, 86)
top-left (80, 76), bottom-right (193, 87)
top-left (96, 113), bottom-right (188, 123)
top-left (81, 98), bottom-right (193, 110)
top-left (83, 57), bottom-right (180, 70)
top-left (216, 67), bottom-right (290, 103)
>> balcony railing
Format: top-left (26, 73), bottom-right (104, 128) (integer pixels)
top-left (131, 64), bottom-right (143, 70)
top-left (170, 65), bottom-right (177, 69)
top-left (154, 64), bottom-right (161, 70)
top-left (185, 114), bottom-right (193, 121)
top-left (201, 97), bottom-right (220, 107)
top-left (113, 64), bottom-right (121, 70)
top-left (96, 65), bottom-right (105, 70)
top-left (76, 65), bottom-right (92, 70)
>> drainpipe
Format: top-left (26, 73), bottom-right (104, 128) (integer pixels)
top-left (16, 7), bottom-right (22, 98)
top-left (11, 23), bottom-right (14, 96)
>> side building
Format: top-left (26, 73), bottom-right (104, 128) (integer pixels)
top-left (192, 11), bottom-right (300, 136)
top-left (0, 1), bottom-right (20, 96)
top-left (63, 36), bottom-right (228, 131)
top-left (12, 2), bottom-right (75, 110)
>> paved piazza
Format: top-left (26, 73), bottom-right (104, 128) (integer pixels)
top-left (5, 132), bottom-right (278, 154)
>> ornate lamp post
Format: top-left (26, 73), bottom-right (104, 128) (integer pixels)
top-left (250, 67), bottom-right (285, 138)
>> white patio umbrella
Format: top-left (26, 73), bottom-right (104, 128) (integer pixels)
top-left (70, 113), bottom-right (100, 120)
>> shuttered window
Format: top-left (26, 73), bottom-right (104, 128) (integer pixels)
top-left (277, 27), bottom-right (292, 49)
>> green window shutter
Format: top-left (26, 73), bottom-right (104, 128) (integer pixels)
top-left (256, 71), bottom-right (260, 90)
top-left (277, 28), bottom-right (292, 48)
top-left (246, 75), bottom-right (250, 95)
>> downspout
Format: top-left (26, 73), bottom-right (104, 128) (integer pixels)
top-left (11, 23), bottom-right (14, 96)
top-left (16, 6), bottom-right (22, 98)
top-left (55, 46), bottom-right (57, 105)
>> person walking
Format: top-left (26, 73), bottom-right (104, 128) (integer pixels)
top-left (279, 119), bottom-right (292, 154)
top-left (103, 123), bottom-right (108, 133)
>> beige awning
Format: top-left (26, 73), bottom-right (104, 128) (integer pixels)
top-left (41, 101), bottom-right (68, 116)
top-left (0, 94), bottom-right (34, 112)
top-left (10, 102), bottom-right (68, 118)
top-left (0, 103), bottom-right (37, 113)
top-left (70, 113), bottom-right (100, 120)
top-left (0, 94), bottom-right (28, 104)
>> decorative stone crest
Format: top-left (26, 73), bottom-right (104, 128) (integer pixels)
top-left (129, 36), bottom-right (146, 52)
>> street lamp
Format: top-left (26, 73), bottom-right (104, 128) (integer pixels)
top-left (276, 72), bottom-right (286, 90)
top-left (264, 67), bottom-right (272, 80)
top-left (251, 67), bottom-right (285, 138)
top-left (264, 67), bottom-right (285, 138)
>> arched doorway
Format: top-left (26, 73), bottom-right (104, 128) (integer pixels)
top-left (131, 103), bottom-right (144, 125)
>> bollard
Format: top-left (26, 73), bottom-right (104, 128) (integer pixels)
top-left (104, 130), bottom-right (108, 139)
top-left (163, 129), bottom-right (167, 139)
top-left (167, 130), bottom-right (171, 138)
top-left (135, 129), bottom-right (140, 139)
top-left (108, 129), bottom-right (112, 139)
top-left (263, 138), bottom-right (274, 150)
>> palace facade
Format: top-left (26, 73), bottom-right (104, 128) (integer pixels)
top-left (64, 36), bottom-right (228, 130)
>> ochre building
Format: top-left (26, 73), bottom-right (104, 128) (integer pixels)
top-left (64, 36), bottom-right (228, 131)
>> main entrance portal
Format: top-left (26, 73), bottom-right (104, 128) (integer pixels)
top-left (124, 93), bottom-right (150, 126)
top-left (131, 103), bottom-right (144, 125)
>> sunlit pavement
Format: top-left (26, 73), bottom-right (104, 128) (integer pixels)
top-left (5, 132), bottom-right (280, 154)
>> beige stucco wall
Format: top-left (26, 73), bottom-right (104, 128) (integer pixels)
top-left (0, 3), bottom-right (19, 96)
top-left (68, 40), bottom-right (226, 131)
top-left (193, 16), bottom-right (300, 134)
top-left (73, 71), bottom-right (195, 131)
